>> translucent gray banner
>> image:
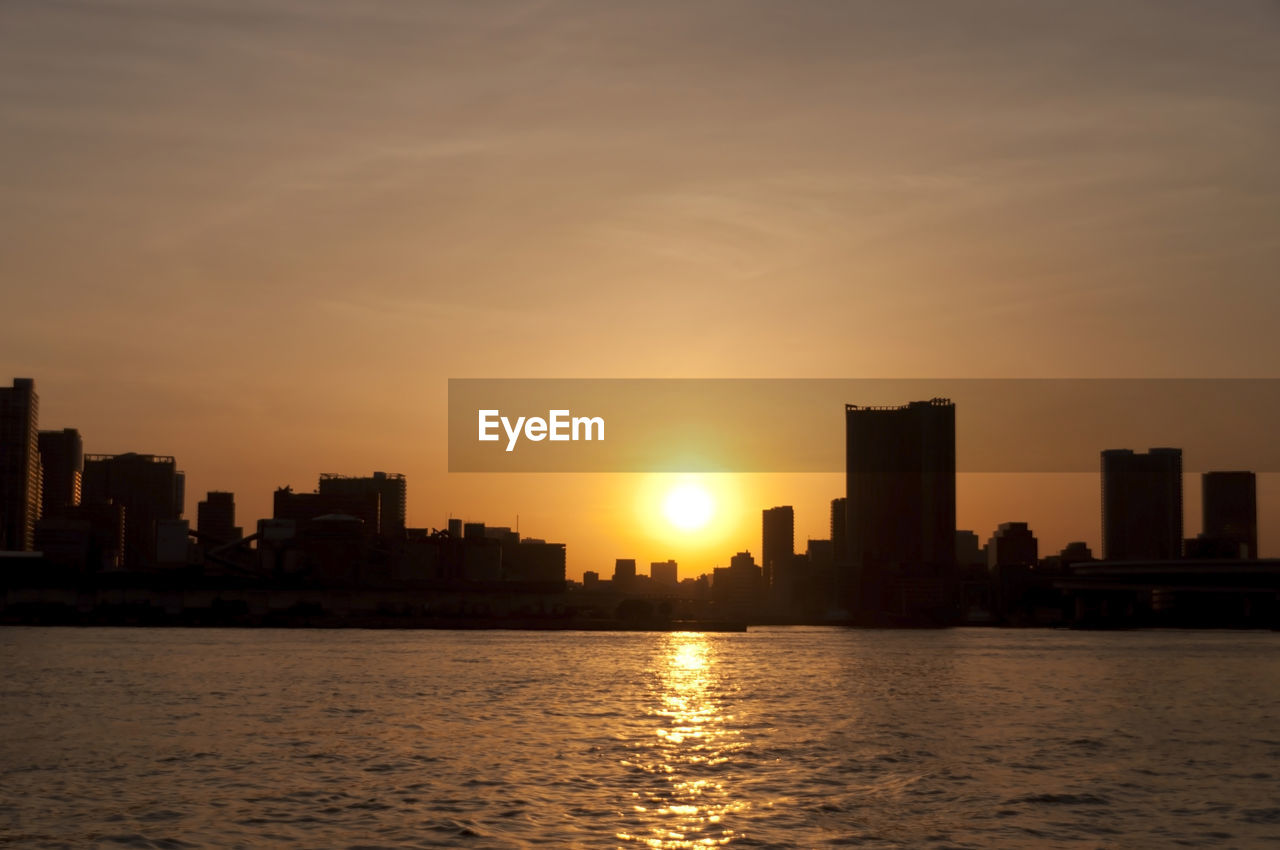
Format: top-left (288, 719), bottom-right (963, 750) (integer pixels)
top-left (447, 379), bottom-right (1280, 473)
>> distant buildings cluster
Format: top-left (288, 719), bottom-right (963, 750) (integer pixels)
top-left (2, 376), bottom-right (1276, 628)
top-left (591, 398), bottom-right (1272, 628)
top-left (0, 378), bottom-right (566, 598)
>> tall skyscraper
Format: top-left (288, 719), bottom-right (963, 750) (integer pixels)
top-left (318, 471), bottom-right (406, 538)
top-left (38, 428), bottom-right (83, 515)
top-left (845, 398), bottom-right (956, 621)
top-left (82, 453), bottom-right (185, 568)
top-left (1, 378), bottom-right (40, 550)
top-left (1201, 471), bottom-right (1257, 559)
top-left (761, 505), bottom-right (794, 593)
top-left (1101, 448), bottom-right (1182, 561)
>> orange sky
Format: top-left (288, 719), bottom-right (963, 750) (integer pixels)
top-left (4, 1), bottom-right (1279, 578)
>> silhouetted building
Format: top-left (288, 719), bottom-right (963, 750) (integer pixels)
top-left (1201, 471), bottom-right (1256, 559)
top-left (806, 539), bottom-right (834, 573)
top-left (955, 530), bottom-right (985, 567)
top-left (38, 428), bottom-right (82, 516)
top-left (761, 505), bottom-right (794, 594)
top-left (1102, 448), bottom-right (1182, 561)
top-left (468, 525), bottom-right (567, 585)
top-left (483, 525), bottom-right (520, 547)
top-left (82, 453), bottom-right (184, 568)
top-left (505, 540), bottom-right (567, 585)
top-left (1, 378), bottom-right (40, 550)
top-left (787, 540), bottom-right (833, 618)
top-left (583, 570), bottom-right (600, 589)
top-left (318, 471), bottom-right (406, 538)
top-left (156, 519), bottom-right (191, 564)
top-left (845, 399), bottom-right (956, 622)
top-left (274, 486), bottom-right (379, 536)
top-left (34, 500), bottom-right (125, 572)
top-left (1036, 541), bottom-right (1094, 575)
top-left (987, 522), bottom-right (1038, 568)
top-left (197, 491), bottom-right (241, 542)
top-left (1058, 541), bottom-right (1094, 566)
top-left (830, 497), bottom-right (847, 565)
top-left (712, 551), bottom-right (763, 615)
top-left (613, 558), bottom-right (637, 591)
top-left (650, 560), bottom-right (678, 586)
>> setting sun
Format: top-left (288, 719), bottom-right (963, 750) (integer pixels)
top-left (629, 474), bottom-right (750, 567)
top-left (662, 483), bottom-right (715, 531)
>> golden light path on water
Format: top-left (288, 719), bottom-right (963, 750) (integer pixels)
top-left (618, 633), bottom-right (749, 848)
top-left (7, 630), bottom-right (1280, 847)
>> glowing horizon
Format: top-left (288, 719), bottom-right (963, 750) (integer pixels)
top-left (4, 1), bottom-right (1279, 578)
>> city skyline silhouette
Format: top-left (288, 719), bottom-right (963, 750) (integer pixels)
top-left (5, 375), bottom-right (1278, 629)
top-left (5, 1), bottom-right (1279, 587)
top-left (4, 2), bottom-right (1279, 845)
top-left (6, 376), bottom-right (1278, 578)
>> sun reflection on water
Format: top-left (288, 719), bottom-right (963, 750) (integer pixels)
top-left (616, 632), bottom-right (749, 848)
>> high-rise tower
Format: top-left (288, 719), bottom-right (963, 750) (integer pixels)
top-left (1, 378), bottom-right (40, 550)
top-left (38, 428), bottom-right (83, 515)
top-left (1101, 448), bottom-right (1182, 560)
top-left (761, 505), bottom-right (794, 594)
top-left (845, 398), bottom-right (956, 622)
top-left (82, 453), bottom-right (184, 568)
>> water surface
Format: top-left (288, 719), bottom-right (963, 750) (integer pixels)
top-left (2, 627), bottom-right (1278, 848)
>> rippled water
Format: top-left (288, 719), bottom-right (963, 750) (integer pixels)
top-left (2, 627), bottom-right (1278, 849)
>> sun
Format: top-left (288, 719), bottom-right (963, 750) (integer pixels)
top-left (632, 474), bottom-right (742, 551)
top-left (662, 482), bottom-right (715, 531)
